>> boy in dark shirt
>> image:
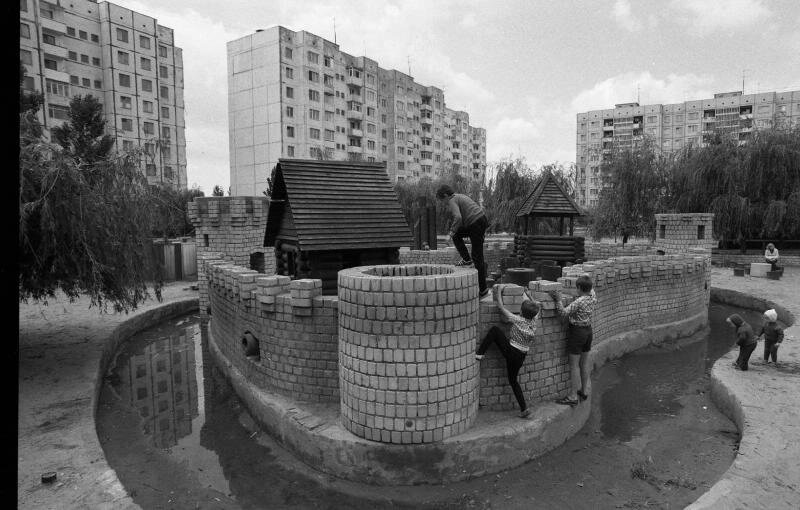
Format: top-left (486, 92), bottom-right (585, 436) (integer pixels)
top-left (756, 309), bottom-right (784, 365)
top-left (726, 314), bottom-right (757, 371)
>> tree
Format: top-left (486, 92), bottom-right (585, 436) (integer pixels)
top-left (19, 90), bottom-right (163, 312)
top-left (149, 184), bottom-right (205, 239)
top-left (50, 95), bottom-right (114, 166)
top-left (212, 185), bottom-right (225, 196)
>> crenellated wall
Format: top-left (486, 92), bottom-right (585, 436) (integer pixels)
top-left (399, 240), bottom-right (515, 272)
top-left (585, 242), bottom-right (656, 261)
top-left (655, 213), bottom-right (716, 255)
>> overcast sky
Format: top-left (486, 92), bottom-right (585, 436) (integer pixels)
top-left (116, 0), bottom-right (800, 194)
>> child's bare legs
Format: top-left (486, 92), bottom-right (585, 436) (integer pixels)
top-left (579, 351), bottom-right (590, 396)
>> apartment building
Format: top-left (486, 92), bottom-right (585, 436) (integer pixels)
top-left (227, 26), bottom-right (487, 196)
top-left (575, 89), bottom-right (800, 208)
top-left (20, 0), bottom-right (187, 189)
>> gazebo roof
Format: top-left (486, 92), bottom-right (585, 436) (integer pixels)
top-left (516, 172), bottom-right (584, 217)
top-left (264, 159), bottom-right (412, 251)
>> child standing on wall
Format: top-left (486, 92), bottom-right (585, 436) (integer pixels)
top-left (726, 313), bottom-right (757, 371)
top-left (549, 274), bottom-right (597, 407)
top-left (475, 284), bottom-right (541, 418)
top-left (756, 309), bottom-right (784, 366)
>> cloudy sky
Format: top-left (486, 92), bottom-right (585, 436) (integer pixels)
top-left (116, 0), bottom-right (800, 194)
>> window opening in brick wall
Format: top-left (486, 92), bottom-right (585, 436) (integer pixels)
top-left (659, 224), bottom-right (666, 239)
top-left (697, 225), bottom-right (705, 240)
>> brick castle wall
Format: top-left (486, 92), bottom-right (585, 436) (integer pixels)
top-left (655, 213), bottom-right (716, 255)
top-left (399, 240), bottom-right (515, 273)
top-left (337, 264), bottom-right (480, 444)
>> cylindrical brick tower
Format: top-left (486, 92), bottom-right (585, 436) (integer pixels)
top-left (337, 264), bottom-right (480, 444)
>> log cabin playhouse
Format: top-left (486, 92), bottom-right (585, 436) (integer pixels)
top-left (264, 159), bottom-right (412, 294)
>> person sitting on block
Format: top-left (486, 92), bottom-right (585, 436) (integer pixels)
top-left (764, 243), bottom-right (780, 271)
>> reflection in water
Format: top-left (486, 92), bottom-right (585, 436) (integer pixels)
top-left (112, 322), bottom-right (199, 449)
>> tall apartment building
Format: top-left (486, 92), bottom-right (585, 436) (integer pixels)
top-left (227, 26), bottom-right (487, 196)
top-left (20, 0), bottom-right (187, 189)
top-left (575, 89), bottom-right (800, 208)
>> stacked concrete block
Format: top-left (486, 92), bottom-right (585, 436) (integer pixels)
top-left (206, 261), bottom-right (340, 403)
top-left (655, 213), bottom-right (716, 255)
top-left (476, 282), bottom-right (570, 411)
top-left (188, 196), bottom-right (276, 276)
top-left (584, 242), bottom-right (655, 261)
top-left (398, 241), bottom-right (514, 274)
top-left (337, 264), bottom-right (480, 444)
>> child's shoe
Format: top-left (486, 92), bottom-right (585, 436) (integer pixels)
top-left (519, 408), bottom-right (531, 418)
top-left (455, 259), bottom-right (473, 267)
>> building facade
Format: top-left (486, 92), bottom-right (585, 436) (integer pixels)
top-left (227, 26), bottom-right (487, 196)
top-left (575, 89), bottom-right (800, 208)
top-left (20, 0), bottom-right (187, 189)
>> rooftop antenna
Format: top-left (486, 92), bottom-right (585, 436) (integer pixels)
top-left (333, 17), bottom-right (336, 44)
top-left (637, 83), bottom-right (640, 104)
top-left (407, 55), bottom-right (411, 76)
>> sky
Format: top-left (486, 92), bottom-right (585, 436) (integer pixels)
top-left (114, 0), bottom-right (800, 195)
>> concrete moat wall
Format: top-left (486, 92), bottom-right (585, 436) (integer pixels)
top-left (337, 264), bottom-right (479, 444)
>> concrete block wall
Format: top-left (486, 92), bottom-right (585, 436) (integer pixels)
top-left (337, 264), bottom-right (480, 444)
top-left (655, 213), bottom-right (716, 255)
top-left (476, 283), bottom-right (570, 410)
top-left (585, 242), bottom-right (656, 261)
top-left (188, 197), bottom-right (276, 282)
top-left (204, 258), bottom-right (340, 403)
top-left (561, 254), bottom-right (711, 345)
top-left (398, 240), bottom-right (515, 273)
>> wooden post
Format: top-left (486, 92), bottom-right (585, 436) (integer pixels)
top-left (523, 216), bottom-right (528, 235)
top-left (559, 216), bottom-right (565, 236)
top-left (569, 216), bottom-right (574, 236)
top-left (426, 205), bottom-right (437, 250)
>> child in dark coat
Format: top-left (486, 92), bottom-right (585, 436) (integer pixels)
top-left (726, 314), bottom-right (757, 371)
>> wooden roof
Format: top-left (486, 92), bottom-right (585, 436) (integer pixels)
top-left (516, 172), bottom-right (584, 217)
top-left (264, 159), bottom-right (412, 251)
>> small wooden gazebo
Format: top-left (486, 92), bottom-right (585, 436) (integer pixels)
top-left (263, 159), bottom-right (412, 293)
top-left (515, 172), bottom-right (584, 235)
top-left (514, 172), bottom-right (585, 265)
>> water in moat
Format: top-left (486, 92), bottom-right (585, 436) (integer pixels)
top-left (97, 303), bottom-right (759, 509)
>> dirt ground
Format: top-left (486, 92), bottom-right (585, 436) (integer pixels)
top-left (96, 305), bottom-right (743, 510)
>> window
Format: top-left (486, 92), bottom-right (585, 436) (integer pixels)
top-left (688, 112), bottom-right (699, 120)
top-left (162, 146), bottom-right (170, 158)
top-left (116, 28), bottom-right (128, 43)
top-left (43, 33), bottom-right (56, 45)
top-left (80, 54), bottom-right (89, 64)
top-left (161, 106), bottom-right (169, 118)
top-left (122, 140), bottom-right (134, 151)
top-left (307, 51), bottom-right (319, 64)
top-left (94, 80), bottom-right (102, 89)
top-left (70, 75), bottom-right (79, 84)
top-left (21, 23), bottom-right (30, 38)
top-left (159, 45), bottom-right (168, 58)
top-left (309, 109), bottom-right (320, 120)
top-left (143, 143), bottom-right (155, 156)
top-left (46, 79), bottom-right (69, 97)
top-left (381, 145), bottom-right (387, 154)
top-left (367, 140), bottom-right (376, 150)
top-left (91, 34), bottom-right (99, 43)
top-left (145, 164), bottom-right (156, 176)
top-left (140, 57), bottom-right (151, 71)
top-left (160, 86), bottom-right (168, 99)
top-left (284, 47), bottom-right (292, 59)
top-left (286, 86), bottom-right (293, 98)
top-left (164, 166), bottom-right (174, 179)
top-left (286, 126), bottom-right (294, 138)
top-left (688, 124), bottom-right (698, 133)
top-left (381, 129), bottom-right (387, 139)
top-left (161, 126), bottom-right (170, 139)
top-left (20, 0), bottom-right (27, 12)
top-left (143, 122), bottom-right (154, 135)
top-left (287, 145), bottom-right (295, 156)
top-left (324, 110), bottom-right (334, 122)
top-left (139, 35), bottom-right (150, 49)
top-left (284, 66), bottom-right (294, 79)
top-left (79, 30), bottom-right (87, 40)
top-left (121, 118), bottom-right (133, 131)
top-left (143, 100), bottom-right (153, 113)
top-left (48, 104), bottom-right (70, 120)
top-left (659, 224), bottom-right (666, 239)
top-left (307, 70), bottom-right (319, 82)
top-left (92, 57), bottom-right (100, 66)
top-left (324, 56), bottom-right (331, 67)
top-left (21, 76), bottom-right (33, 91)
top-left (121, 96), bottom-right (132, 109)
top-left (310, 128), bottom-right (320, 140)
top-left (285, 106), bottom-right (294, 118)
top-left (44, 59), bottom-right (58, 71)
top-left (82, 77), bottom-right (90, 87)
top-left (118, 51), bottom-right (129, 65)
top-left (142, 79), bottom-right (153, 92)
top-left (324, 129), bottom-right (334, 141)
top-left (20, 49), bottom-right (32, 65)
top-left (159, 65), bottom-right (168, 78)
top-left (67, 51), bottom-right (77, 61)
top-left (398, 162), bottom-right (405, 170)
top-left (697, 225), bottom-right (705, 240)
top-left (308, 89), bottom-right (320, 102)
top-left (367, 123), bottom-right (376, 134)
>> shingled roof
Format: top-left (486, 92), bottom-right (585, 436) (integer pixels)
top-left (264, 159), bottom-right (412, 251)
top-left (516, 172), bottom-right (584, 217)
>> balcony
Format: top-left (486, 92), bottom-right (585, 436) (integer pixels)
top-left (740, 113), bottom-right (753, 120)
top-left (420, 103), bottom-right (432, 112)
top-left (44, 67), bottom-right (71, 83)
top-left (40, 17), bottom-right (67, 34)
top-left (421, 116), bottom-right (432, 125)
top-left (43, 44), bottom-right (68, 59)
top-left (345, 74), bottom-right (362, 86)
top-left (347, 145), bottom-right (362, 153)
top-left (346, 109), bottom-right (363, 120)
top-left (348, 128), bottom-right (363, 137)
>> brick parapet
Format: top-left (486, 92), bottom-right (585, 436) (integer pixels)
top-left (655, 213), bottom-right (716, 256)
top-left (399, 240), bottom-right (515, 272)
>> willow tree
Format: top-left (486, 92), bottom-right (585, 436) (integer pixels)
top-left (482, 157), bottom-right (538, 233)
top-left (19, 93), bottom-right (163, 312)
